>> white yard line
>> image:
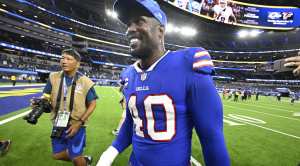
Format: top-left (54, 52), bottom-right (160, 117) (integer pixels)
top-left (257, 102), bottom-right (299, 111)
top-left (224, 104), bottom-right (300, 122)
top-left (225, 116), bottom-right (300, 140)
top-left (0, 84), bottom-right (45, 88)
top-left (233, 102), bottom-right (294, 113)
top-left (191, 156), bottom-right (202, 166)
top-left (0, 110), bottom-right (31, 125)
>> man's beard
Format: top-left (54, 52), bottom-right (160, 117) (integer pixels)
top-left (130, 39), bottom-right (156, 60)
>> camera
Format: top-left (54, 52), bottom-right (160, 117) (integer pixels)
top-left (24, 98), bottom-right (52, 124)
top-left (50, 127), bottom-right (65, 139)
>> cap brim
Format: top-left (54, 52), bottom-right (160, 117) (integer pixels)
top-left (114, 0), bottom-right (153, 25)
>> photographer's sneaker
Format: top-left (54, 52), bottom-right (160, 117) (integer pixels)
top-left (84, 155), bottom-right (93, 166)
top-left (0, 140), bottom-right (11, 156)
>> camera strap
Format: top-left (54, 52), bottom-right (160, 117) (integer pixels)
top-left (69, 74), bottom-right (77, 112)
top-left (53, 72), bottom-right (78, 127)
top-left (54, 73), bottom-right (65, 113)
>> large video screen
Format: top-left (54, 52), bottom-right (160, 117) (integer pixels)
top-left (166, 0), bottom-right (300, 30)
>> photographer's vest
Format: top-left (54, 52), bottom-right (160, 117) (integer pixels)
top-left (49, 71), bottom-right (94, 125)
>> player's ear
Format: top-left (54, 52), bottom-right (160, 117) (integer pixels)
top-left (158, 26), bottom-right (165, 39)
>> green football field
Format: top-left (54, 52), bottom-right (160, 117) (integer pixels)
top-left (0, 86), bottom-right (299, 166)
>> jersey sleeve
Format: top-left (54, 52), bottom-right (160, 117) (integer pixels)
top-left (187, 62), bottom-right (230, 165)
top-left (188, 47), bottom-right (215, 75)
top-left (43, 79), bottom-right (52, 95)
top-left (112, 107), bottom-right (133, 153)
top-left (119, 67), bottom-right (129, 85)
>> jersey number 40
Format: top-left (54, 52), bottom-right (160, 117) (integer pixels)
top-left (128, 94), bottom-right (176, 142)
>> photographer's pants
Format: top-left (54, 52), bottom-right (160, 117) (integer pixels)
top-left (51, 127), bottom-right (86, 160)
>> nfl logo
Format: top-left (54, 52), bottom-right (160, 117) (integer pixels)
top-left (141, 72), bottom-right (147, 81)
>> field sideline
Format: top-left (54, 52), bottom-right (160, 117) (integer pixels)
top-left (0, 86), bottom-right (300, 166)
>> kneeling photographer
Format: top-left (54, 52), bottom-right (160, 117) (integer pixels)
top-left (28, 48), bottom-right (97, 166)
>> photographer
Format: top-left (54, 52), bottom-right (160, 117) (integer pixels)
top-left (35, 48), bottom-right (97, 166)
top-left (284, 52), bottom-right (300, 76)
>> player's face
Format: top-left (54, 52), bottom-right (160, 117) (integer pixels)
top-left (220, 2), bottom-right (227, 8)
top-left (60, 53), bottom-right (79, 73)
top-left (126, 16), bottom-right (163, 59)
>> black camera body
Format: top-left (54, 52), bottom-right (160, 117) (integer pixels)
top-left (24, 98), bottom-right (52, 124)
top-left (50, 127), bottom-right (65, 138)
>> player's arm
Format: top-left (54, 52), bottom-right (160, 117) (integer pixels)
top-left (96, 107), bottom-right (133, 166)
top-left (112, 106), bottom-right (133, 151)
top-left (212, 6), bottom-right (219, 19)
top-left (188, 74), bottom-right (230, 166)
top-left (187, 48), bottom-right (230, 166)
top-left (230, 9), bottom-right (237, 23)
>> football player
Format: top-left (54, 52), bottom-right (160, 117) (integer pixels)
top-left (97, 0), bottom-right (230, 166)
top-left (213, 0), bottom-right (236, 24)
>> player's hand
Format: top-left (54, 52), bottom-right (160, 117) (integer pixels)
top-left (96, 146), bottom-right (119, 166)
top-left (285, 52), bottom-right (300, 76)
top-left (66, 122), bottom-right (81, 138)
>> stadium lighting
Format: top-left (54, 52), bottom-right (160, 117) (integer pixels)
top-left (51, 21), bottom-right (55, 24)
top-left (166, 23), bottom-right (197, 36)
top-left (174, 27), bottom-right (181, 33)
top-left (249, 29), bottom-right (261, 37)
top-left (166, 23), bottom-right (174, 33)
top-left (2, 4), bottom-right (6, 7)
top-left (105, 9), bottom-right (111, 16)
top-left (111, 12), bottom-right (118, 19)
top-left (18, 10), bottom-right (23, 13)
top-left (34, 15), bottom-right (38, 18)
top-left (238, 30), bottom-right (248, 38)
top-left (180, 27), bottom-right (197, 37)
top-left (106, 9), bottom-right (118, 19)
top-left (238, 29), bottom-right (262, 38)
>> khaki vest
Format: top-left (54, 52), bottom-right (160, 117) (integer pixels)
top-left (49, 71), bottom-right (94, 125)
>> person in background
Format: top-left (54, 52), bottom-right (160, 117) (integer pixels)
top-left (10, 75), bottom-right (16, 86)
top-left (112, 82), bottom-right (127, 136)
top-left (0, 140), bottom-right (11, 156)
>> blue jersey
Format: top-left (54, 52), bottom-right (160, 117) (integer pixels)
top-left (113, 48), bottom-right (230, 166)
